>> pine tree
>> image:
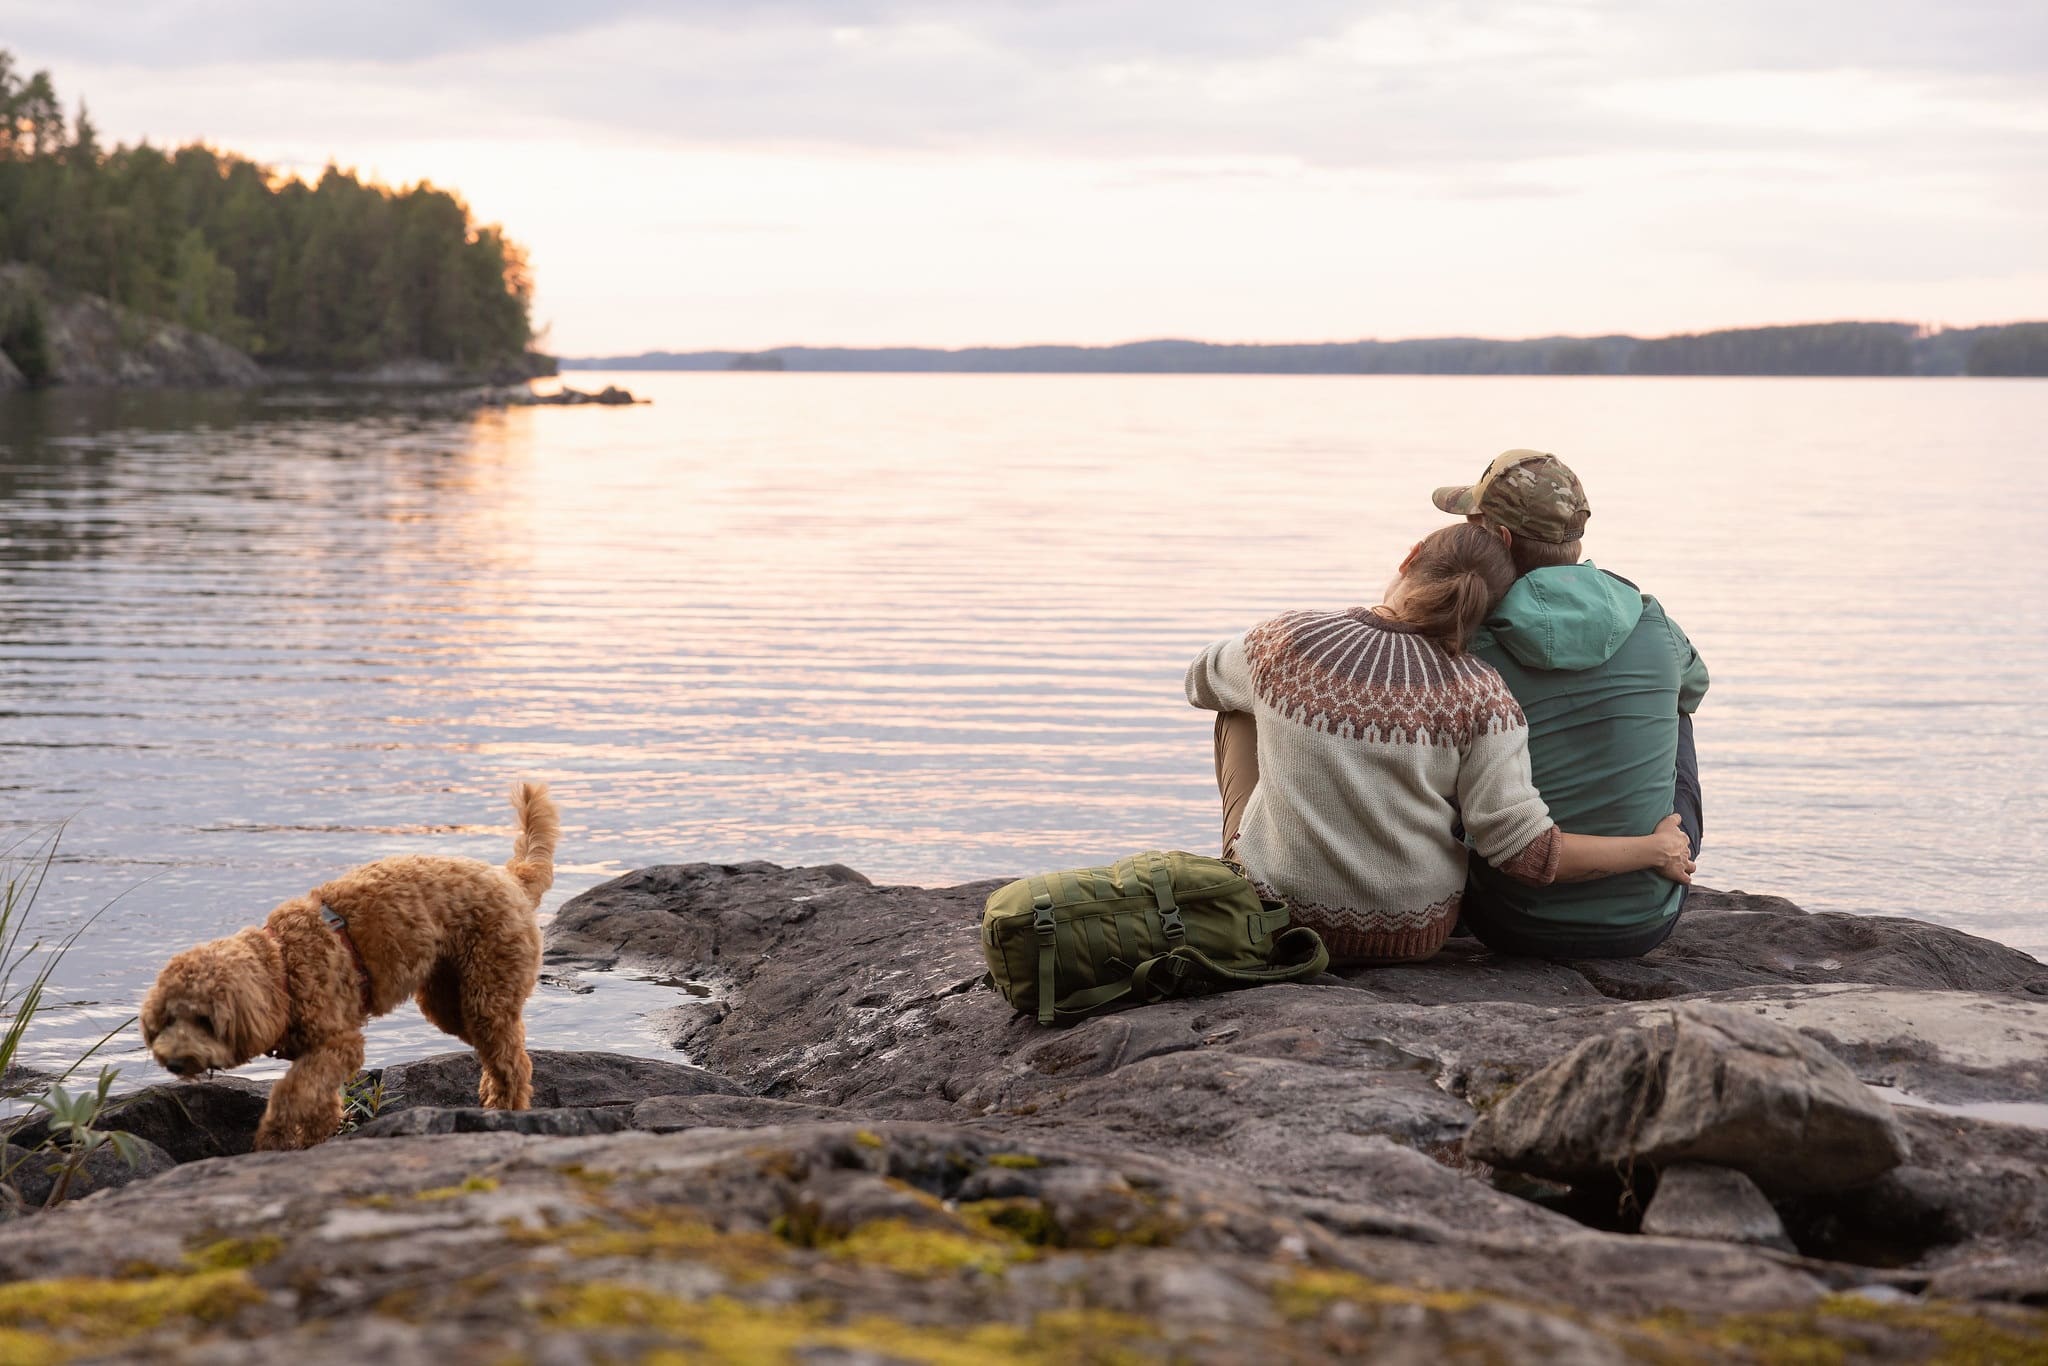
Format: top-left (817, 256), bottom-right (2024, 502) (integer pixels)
top-left (0, 48), bottom-right (535, 369)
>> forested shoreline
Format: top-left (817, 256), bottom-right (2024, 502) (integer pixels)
top-left (576, 320), bottom-right (2048, 377)
top-left (0, 50), bottom-right (535, 383)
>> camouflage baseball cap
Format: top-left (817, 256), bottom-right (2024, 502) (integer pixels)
top-left (1431, 449), bottom-right (1590, 545)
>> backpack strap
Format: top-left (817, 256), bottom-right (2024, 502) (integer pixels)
top-left (1030, 885), bottom-right (1058, 1026)
top-left (1044, 927), bottom-right (1329, 1025)
top-left (1147, 854), bottom-right (1186, 943)
top-left (1129, 928), bottom-right (1329, 996)
top-left (1048, 975), bottom-right (1140, 1021)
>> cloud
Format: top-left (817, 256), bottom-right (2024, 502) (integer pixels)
top-left (0, 0), bottom-right (678, 65)
top-left (8, 0), bottom-right (2044, 75)
top-left (9, 3), bottom-right (2043, 182)
top-left (3, 0), bottom-right (2040, 347)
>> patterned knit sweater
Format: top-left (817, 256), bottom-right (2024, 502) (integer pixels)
top-left (1186, 608), bottom-right (1560, 963)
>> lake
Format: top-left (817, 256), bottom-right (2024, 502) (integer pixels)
top-left (3, 373), bottom-right (2044, 1078)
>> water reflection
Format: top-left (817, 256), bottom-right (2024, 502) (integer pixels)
top-left (2, 374), bottom-right (2044, 1074)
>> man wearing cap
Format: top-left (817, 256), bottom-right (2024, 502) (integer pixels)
top-left (1433, 450), bottom-right (1707, 957)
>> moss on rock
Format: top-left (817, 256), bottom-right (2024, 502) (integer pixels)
top-left (1644, 1293), bottom-right (2048, 1365)
top-left (415, 1175), bottom-right (501, 1201)
top-left (959, 1197), bottom-right (1059, 1247)
top-left (546, 1283), bottom-right (1153, 1365)
top-left (827, 1217), bottom-right (1030, 1278)
top-left (527, 1211), bottom-right (790, 1283)
top-left (184, 1235), bottom-right (283, 1272)
top-left (0, 1268), bottom-right (261, 1359)
top-left (1274, 1267), bottom-right (1490, 1322)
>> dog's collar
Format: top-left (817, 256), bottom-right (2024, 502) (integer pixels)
top-left (319, 903), bottom-right (376, 1019)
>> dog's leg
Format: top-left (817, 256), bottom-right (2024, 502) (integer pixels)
top-left (464, 1006), bottom-right (529, 1110)
top-left (457, 921), bottom-right (538, 1111)
top-left (255, 1035), bottom-right (364, 1150)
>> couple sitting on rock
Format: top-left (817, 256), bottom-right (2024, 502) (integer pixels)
top-left (1187, 449), bottom-right (1706, 963)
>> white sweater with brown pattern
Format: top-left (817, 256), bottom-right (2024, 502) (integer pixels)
top-left (1186, 607), bottom-right (1560, 963)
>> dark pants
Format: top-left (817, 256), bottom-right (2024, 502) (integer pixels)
top-left (1465, 713), bottom-right (1703, 960)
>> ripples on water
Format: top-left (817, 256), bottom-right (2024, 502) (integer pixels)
top-left (2, 374), bottom-right (2044, 1075)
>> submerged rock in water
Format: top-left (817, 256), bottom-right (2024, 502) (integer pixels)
top-left (384, 381), bottom-right (651, 412)
top-left (1463, 1003), bottom-right (1911, 1194)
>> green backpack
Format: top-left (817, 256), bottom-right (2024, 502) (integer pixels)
top-left (981, 850), bottom-right (1329, 1025)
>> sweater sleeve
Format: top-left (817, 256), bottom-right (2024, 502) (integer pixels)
top-left (1185, 633), bottom-right (1256, 714)
top-left (1457, 723), bottom-right (1555, 870)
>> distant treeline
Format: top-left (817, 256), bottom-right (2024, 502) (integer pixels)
top-left (0, 50), bottom-right (534, 372)
top-left (573, 321), bottom-right (2048, 378)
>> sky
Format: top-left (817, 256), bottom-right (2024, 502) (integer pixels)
top-left (4, 1), bottom-right (2045, 354)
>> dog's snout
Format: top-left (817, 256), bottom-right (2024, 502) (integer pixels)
top-left (165, 1053), bottom-right (202, 1077)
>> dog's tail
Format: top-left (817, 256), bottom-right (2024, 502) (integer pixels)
top-left (506, 780), bottom-right (559, 907)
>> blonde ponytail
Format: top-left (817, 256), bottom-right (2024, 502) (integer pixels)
top-left (1390, 524), bottom-right (1516, 653)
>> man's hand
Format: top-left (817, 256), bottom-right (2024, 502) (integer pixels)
top-left (1649, 813), bottom-right (1696, 884)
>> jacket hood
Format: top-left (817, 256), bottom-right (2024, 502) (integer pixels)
top-left (1479, 562), bottom-right (1645, 671)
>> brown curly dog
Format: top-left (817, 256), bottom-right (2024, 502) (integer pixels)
top-left (141, 782), bottom-right (558, 1150)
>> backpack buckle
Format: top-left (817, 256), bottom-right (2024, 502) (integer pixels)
top-left (1159, 907), bottom-right (1186, 942)
top-left (1032, 894), bottom-right (1056, 939)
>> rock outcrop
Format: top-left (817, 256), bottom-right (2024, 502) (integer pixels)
top-left (1641, 1164), bottom-right (1796, 1253)
top-left (0, 264), bottom-right (556, 391)
top-left (0, 264), bottom-right (265, 388)
top-left (0, 866), bottom-right (2042, 1362)
top-left (1464, 1003), bottom-right (1912, 1193)
top-left (543, 867), bottom-right (2048, 1298)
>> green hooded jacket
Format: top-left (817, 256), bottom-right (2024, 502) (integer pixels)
top-left (1465, 562), bottom-right (1708, 945)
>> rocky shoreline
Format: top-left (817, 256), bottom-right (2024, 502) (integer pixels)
top-left (1, 865), bottom-right (2043, 1362)
top-left (0, 265), bottom-right (557, 394)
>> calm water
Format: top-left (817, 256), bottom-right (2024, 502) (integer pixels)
top-left (3, 374), bottom-right (2044, 1078)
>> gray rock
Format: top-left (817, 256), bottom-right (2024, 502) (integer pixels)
top-left (0, 860), bottom-right (2034, 1360)
top-left (0, 264), bottom-right (263, 388)
top-left (1776, 1106), bottom-right (2048, 1263)
top-left (379, 1048), bottom-right (742, 1113)
top-left (540, 860), bottom-right (2048, 1303)
top-left (0, 1122), bottom-right (1838, 1358)
top-left (1641, 1163), bottom-right (1795, 1252)
top-left (3, 1135), bottom-right (178, 1208)
top-left (3, 1077), bottom-right (271, 1164)
top-left (509, 383), bottom-right (643, 406)
top-left (344, 1106), bottom-right (633, 1139)
top-left (0, 1062), bottom-right (55, 1099)
top-left (1576, 892), bottom-right (2048, 1000)
top-left (1465, 1003), bottom-right (1910, 1194)
top-left (1689, 985), bottom-right (2048, 1104)
top-left (629, 1093), bottom-right (852, 1132)
top-left (545, 861), bottom-right (876, 976)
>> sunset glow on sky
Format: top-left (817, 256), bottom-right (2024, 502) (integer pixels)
top-left (7, 1), bottom-right (2043, 354)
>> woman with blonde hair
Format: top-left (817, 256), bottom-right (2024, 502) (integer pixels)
top-left (1187, 522), bottom-right (1692, 964)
